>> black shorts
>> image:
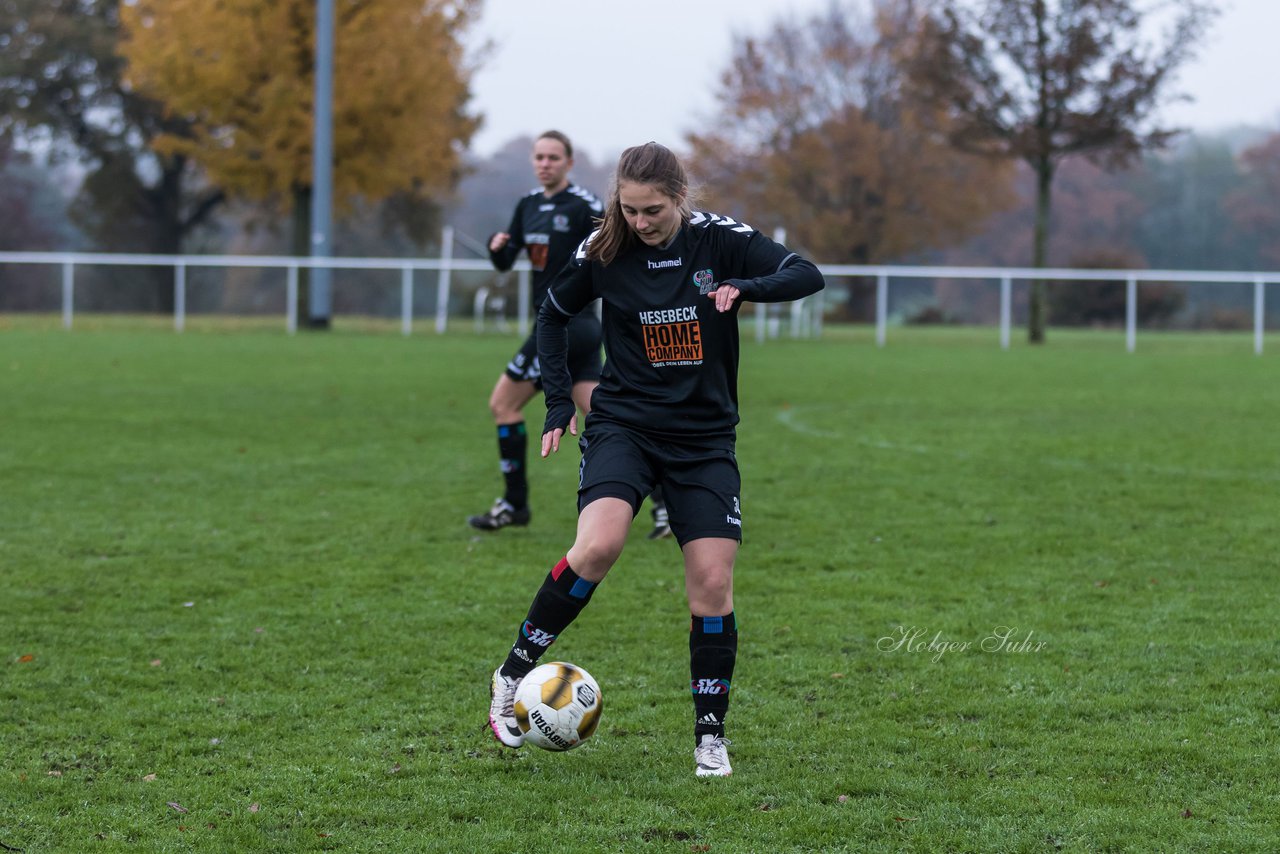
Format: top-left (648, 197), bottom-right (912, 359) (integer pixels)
top-left (577, 419), bottom-right (742, 546)
top-left (505, 313), bottom-right (603, 389)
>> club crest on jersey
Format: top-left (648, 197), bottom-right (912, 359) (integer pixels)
top-left (693, 269), bottom-right (716, 295)
top-left (552, 214), bottom-right (571, 232)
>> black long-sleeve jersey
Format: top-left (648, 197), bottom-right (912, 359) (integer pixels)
top-left (538, 212), bottom-right (825, 438)
top-left (489, 183), bottom-right (604, 309)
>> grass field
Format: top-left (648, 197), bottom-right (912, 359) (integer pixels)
top-left (2, 316), bottom-right (1278, 853)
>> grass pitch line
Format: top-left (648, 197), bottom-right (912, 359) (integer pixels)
top-left (774, 404), bottom-right (1275, 483)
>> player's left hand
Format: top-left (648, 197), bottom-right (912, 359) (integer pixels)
top-left (541, 413), bottom-right (578, 457)
top-left (709, 280), bottom-right (745, 313)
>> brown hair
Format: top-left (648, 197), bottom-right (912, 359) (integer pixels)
top-left (588, 142), bottom-right (691, 266)
top-left (536, 129), bottom-right (573, 160)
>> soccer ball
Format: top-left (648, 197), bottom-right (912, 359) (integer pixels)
top-left (514, 661), bottom-right (602, 751)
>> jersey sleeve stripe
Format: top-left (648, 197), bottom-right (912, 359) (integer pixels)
top-left (575, 232), bottom-right (598, 261)
top-left (689, 210), bottom-right (755, 234)
top-left (569, 185), bottom-right (604, 213)
top-left (545, 289), bottom-right (574, 317)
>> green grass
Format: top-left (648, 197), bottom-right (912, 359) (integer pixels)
top-left (2, 317), bottom-right (1278, 852)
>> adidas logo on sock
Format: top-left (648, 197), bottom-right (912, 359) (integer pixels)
top-left (696, 713), bottom-right (720, 726)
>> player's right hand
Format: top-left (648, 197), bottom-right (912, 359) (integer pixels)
top-left (489, 232), bottom-right (511, 252)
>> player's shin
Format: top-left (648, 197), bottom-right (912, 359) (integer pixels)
top-left (690, 612), bottom-right (737, 743)
top-left (502, 557), bottom-right (598, 679)
top-left (497, 421), bottom-right (529, 508)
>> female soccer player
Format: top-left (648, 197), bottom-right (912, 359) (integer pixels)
top-left (468, 130), bottom-right (671, 539)
top-left (466, 130), bottom-right (604, 532)
top-left (487, 142), bottom-right (824, 776)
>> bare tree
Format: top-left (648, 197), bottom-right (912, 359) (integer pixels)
top-left (688, 0), bottom-right (1015, 320)
top-left (907, 0), bottom-right (1216, 342)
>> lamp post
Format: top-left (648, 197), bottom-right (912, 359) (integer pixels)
top-left (308, 0), bottom-right (334, 328)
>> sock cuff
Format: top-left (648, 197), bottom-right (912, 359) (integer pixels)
top-left (550, 557), bottom-right (596, 600)
top-left (691, 612), bottom-right (736, 635)
top-left (497, 421), bottom-right (527, 439)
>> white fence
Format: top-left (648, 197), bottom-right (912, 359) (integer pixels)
top-left (825, 263), bottom-right (1273, 355)
top-left (0, 246), bottom-right (1273, 354)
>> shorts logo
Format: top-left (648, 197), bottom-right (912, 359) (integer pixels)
top-left (693, 269), bottom-right (716, 295)
top-left (522, 621), bottom-right (557, 647)
top-left (732, 496), bottom-right (741, 516)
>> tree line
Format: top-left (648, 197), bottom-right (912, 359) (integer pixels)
top-left (3, 1), bottom-right (1278, 337)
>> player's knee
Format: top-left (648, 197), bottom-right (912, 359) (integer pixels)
top-left (688, 566), bottom-right (733, 612)
top-left (567, 534), bottom-right (625, 581)
top-left (489, 394), bottom-right (521, 423)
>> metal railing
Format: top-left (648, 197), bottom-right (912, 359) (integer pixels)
top-left (1, 246), bottom-right (1273, 354)
top-left (828, 263), bottom-right (1272, 355)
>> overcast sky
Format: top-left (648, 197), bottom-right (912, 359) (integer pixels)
top-left (466, 0), bottom-right (1280, 162)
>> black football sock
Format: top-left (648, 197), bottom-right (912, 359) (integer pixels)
top-left (501, 557), bottom-right (598, 679)
top-left (690, 612), bottom-right (737, 743)
top-left (497, 421), bottom-right (528, 509)
top-left (651, 482), bottom-right (666, 509)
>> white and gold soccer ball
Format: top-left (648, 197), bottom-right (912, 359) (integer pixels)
top-left (514, 661), bottom-right (602, 751)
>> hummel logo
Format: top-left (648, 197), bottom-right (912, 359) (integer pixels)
top-left (569, 185), bottom-right (604, 213)
top-left (690, 211), bottom-right (755, 234)
top-left (574, 231), bottom-right (599, 261)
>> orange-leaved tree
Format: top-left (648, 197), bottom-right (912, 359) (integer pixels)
top-left (119, 0), bottom-right (482, 265)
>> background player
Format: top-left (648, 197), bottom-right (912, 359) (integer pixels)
top-left (469, 130), bottom-right (669, 537)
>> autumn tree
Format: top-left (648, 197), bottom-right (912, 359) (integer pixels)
top-left (119, 0), bottom-right (481, 309)
top-left (1224, 133), bottom-right (1280, 268)
top-left (0, 0), bottom-right (225, 310)
top-left (907, 0), bottom-right (1216, 342)
top-left (687, 0), bottom-right (1015, 320)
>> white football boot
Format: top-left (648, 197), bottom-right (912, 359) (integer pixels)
top-left (488, 667), bottom-right (525, 748)
top-left (694, 734), bottom-right (733, 777)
